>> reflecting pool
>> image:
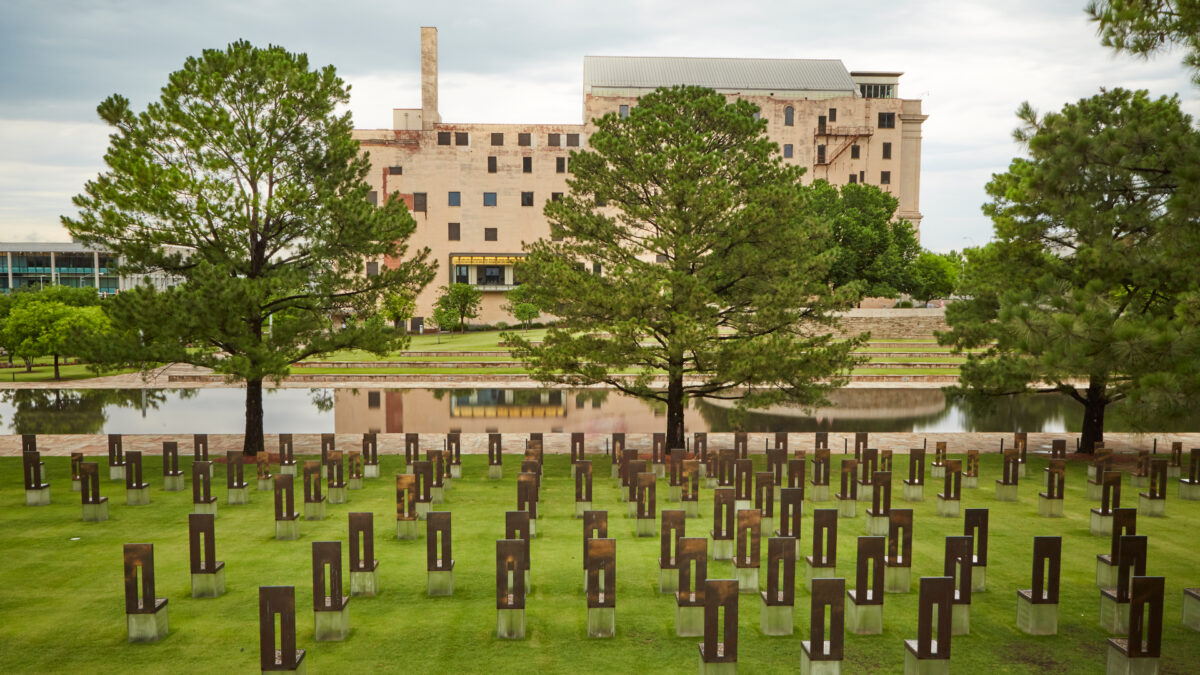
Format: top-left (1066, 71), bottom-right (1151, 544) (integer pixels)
top-left (1, 387), bottom-right (1196, 435)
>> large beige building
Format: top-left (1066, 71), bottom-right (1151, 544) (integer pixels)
top-left (353, 27), bottom-right (927, 326)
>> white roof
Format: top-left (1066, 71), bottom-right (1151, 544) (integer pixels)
top-left (583, 56), bottom-right (857, 93)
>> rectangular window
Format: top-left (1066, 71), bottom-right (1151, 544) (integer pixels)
top-left (551, 192), bottom-right (563, 202)
top-left (367, 392), bottom-right (380, 409)
top-left (592, 262), bottom-right (602, 276)
top-left (413, 192), bottom-right (427, 213)
top-left (388, 166), bottom-right (403, 175)
top-left (860, 170), bottom-right (865, 183)
top-left (491, 132), bottom-right (504, 146)
top-left (483, 192), bottom-right (497, 207)
top-left (783, 144), bottom-right (793, 158)
top-left (566, 133), bottom-right (580, 147)
top-left (455, 265), bottom-right (469, 284)
top-left (619, 105), bottom-right (629, 119)
top-left (366, 261), bottom-right (379, 277)
top-left (656, 254), bottom-right (668, 263)
top-left (878, 112), bottom-right (896, 129)
top-left (448, 222), bottom-right (460, 240)
top-left (523, 157), bottom-right (532, 173)
top-left (817, 115), bottom-right (827, 134)
top-left (850, 145), bottom-right (861, 159)
top-left (521, 191), bottom-right (534, 207)
top-left (367, 191), bottom-right (378, 205)
top-left (437, 131), bottom-right (451, 145)
top-left (816, 145), bottom-right (826, 164)
top-left (454, 132), bottom-right (468, 146)
top-left (487, 156), bottom-right (497, 173)
top-left (556, 157), bottom-right (566, 174)
top-left (448, 191), bottom-right (461, 207)
top-left (882, 142), bottom-right (892, 159)
top-left (880, 171), bottom-right (891, 185)
top-left (849, 174), bottom-right (857, 184)
top-left (518, 132), bottom-right (531, 146)
top-left (484, 228), bottom-right (497, 242)
top-left (548, 133), bottom-right (561, 147)
top-left (828, 108), bottom-right (837, 122)
top-left (481, 265), bottom-right (503, 284)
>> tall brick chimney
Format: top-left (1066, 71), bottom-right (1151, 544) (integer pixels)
top-left (421, 26), bottom-right (440, 130)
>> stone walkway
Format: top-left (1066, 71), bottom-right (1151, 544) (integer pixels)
top-left (4, 430), bottom-right (1195, 458)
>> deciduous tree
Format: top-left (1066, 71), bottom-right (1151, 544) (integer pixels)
top-left (434, 283), bottom-right (482, 333)
top-left (504, 86), bottom-right (863, 449)
top-left (65, 41), bottom-right (435, 454)
top-left (811, 180), bottom-right (921, 300)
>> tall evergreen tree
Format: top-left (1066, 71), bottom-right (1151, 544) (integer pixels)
top-left (940, 89), bottom-right (1200, 451)
top-left (504, 86), bottom-right (863, 449)
top-left (65, 41), bottom-right (435, 454)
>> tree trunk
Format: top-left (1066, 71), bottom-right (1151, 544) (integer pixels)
top-left (1078, 379), bottom-right (1107, 454)
top-left (24, 357), bottom-right (32, 373)
top-left (243, 378), bottom-right (265, 456)
top-left (53, 354), bottom-right (60, 381)
top-left (666, 371), bottom-right (685, 453)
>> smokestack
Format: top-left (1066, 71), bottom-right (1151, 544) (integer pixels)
top-left (421, 26), bottom-right (440, 130)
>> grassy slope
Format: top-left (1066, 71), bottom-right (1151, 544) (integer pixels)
top-left (1, 453), bottom-right (1197, 673)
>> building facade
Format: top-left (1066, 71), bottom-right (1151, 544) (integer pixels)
top-left (0, 242), bottom-right (181, 295)
top-left (353, 27), bottom-right (927, 326)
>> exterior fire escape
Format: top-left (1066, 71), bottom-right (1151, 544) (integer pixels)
top-left (813, 118), bottom-right (873, 167)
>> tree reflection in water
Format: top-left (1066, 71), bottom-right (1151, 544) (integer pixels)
top-left (2, 389), bottom-right (170, 435)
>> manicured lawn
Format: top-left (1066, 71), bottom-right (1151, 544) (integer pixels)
top-left (851, 368), bottom-right (961, 375)
top-left (1, 452), bottom-right (1197, 673)
top-left (0, 362), bottom-right (137, 383)
top-left (297, 366), bottom-right (535, 375)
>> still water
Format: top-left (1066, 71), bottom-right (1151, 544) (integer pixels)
top-left (1, 387), bottom-right (1195, 436)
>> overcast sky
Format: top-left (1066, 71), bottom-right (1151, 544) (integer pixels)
top-left (1, 0), bottom-right (1195, 253)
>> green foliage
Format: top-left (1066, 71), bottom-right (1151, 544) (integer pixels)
top-left (940, 89), bottom-right (1200, 450)
top-left (381, 291), bottom-right (416, 331)
top-left (504, 85), bottom-right (864, 447)
top-left (811, 180), bottom-right (921, 299)
top-left (503, 284), bottom-right (541, 331)
top-left (64, 41), bottom-right (435, 452)
top-left (427, 305), bottom-right (458, 343)
top-left (435, 283), bottom-right (482, 333)
top-left (907, 250), bottom-right (960, 304)
top-left (1087, 0), bottom-right (1200, 84)
top-left (3, 301), bottom-right (109, 380)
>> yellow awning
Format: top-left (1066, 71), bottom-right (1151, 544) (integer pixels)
top-left (450, 254), bottom-right (525, 266)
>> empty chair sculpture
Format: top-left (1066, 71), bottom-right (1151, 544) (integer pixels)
top-left (1017, 536), bottom-right (1061, 635)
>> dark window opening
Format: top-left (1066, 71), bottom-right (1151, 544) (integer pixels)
top-left (556, 157), bottom-right (566, 174)
top-left (521, 192), bottom-right (534, 207)
top-left (479, 265), bottom-right (503, 284)
top-left (618, 105), bottom-right (629, 119)
top-left (487, 156), bottom-right (497, 173)
top-left (566, 133), bottom-right (579, 147)
top-left (849, 174), bottom-right (857, 184)
top-left (784, 106), bottom-right (794, 126)
top-left (413, 192), bottom-right (427, 212)
top-left (783, 144), bottom-right (793, 158)
top-left (454, 132), bottom-right (468, 145)
top-left (448, 191), bottom-right (460, 207)
top-left (880, 171), bottom-right (891, 185)
top-left (828, 108), bottom-right (837, 122)
top-left (518, 132), bottom-right (531, 146)
top-left (491, 132), bottom-right (504, 146)
top-left (483, 192), bottom-right (497, 207)
top-left (878, 112), bottom-right (896, 129)
top-left (851, 145), bottom-right (861, 159)
top-left (523, 157), bottom-right (532, 173)
top-left (455, 265), bottom-right (469, 284)
top-left (448, 222), bottom-right (460, 241)
top-left (437, 131), bottom-right (450, 145)
top-left (592, 262), bottom-right (602, 275)
top-left (484, 228), bottom-right (498, 242)
top-left (882, 142), bottom-right (892, 159)
top-left (816, 145), bottom-right (826, 164)
top-left (367, 191), bottom-right (378, 205)
top-left (366, 261), bottom-right (379, 277)
top-left (551, 192), bottom-right (563, 202)
top-left (367, 392), bottom-right (381, 409)
top-left (388, 166), bottom-right (403, 175)
top-left (548, 133), bottom-right (561, 147)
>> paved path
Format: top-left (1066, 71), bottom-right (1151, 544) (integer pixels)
top-left (4, 430), bottom-right (1195, 458)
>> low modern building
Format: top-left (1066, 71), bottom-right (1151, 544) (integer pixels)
top-left (353, 27), bottom-right (927, 326)
top-left (0, 242), bottom-right (179, 295)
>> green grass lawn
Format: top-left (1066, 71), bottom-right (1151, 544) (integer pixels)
top-left (0, 362), bottom-right (137, 383)
top-left (850, 368), bottom-right (961, 376)
top-left (1, 453), bottom-right (1197, 673)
